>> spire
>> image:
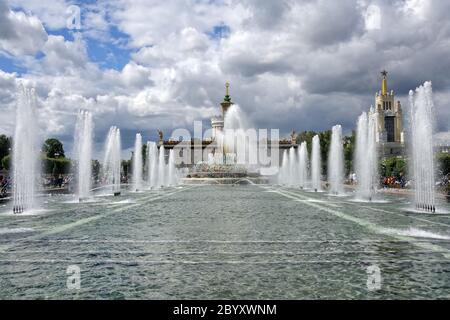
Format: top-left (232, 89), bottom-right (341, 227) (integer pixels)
top-left (381, 70), bottom-right (388, 95)
top-left (224, 82), bottom-right (231, 102)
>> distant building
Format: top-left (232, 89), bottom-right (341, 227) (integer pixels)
top-left (155, 83), bottom-right (289, 167)
top-left (436, 144), bottom-right (450, 154)
top-left (369, 71), bottom-right (405, 157)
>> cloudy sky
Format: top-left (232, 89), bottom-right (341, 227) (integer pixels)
top-left (1, 0), bottom-right (450, 157)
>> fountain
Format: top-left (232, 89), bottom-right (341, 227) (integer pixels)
top-left (12, 84), bottom-right (40, 214)
top-left (328, 125), bottom-right (344, 195)
top-left (355, 112), bottom-right (378, 201)
top-left (311, 135), bottom-right (322, 192)
top-left (298, 142), bottom-right (309, 189)
top-left (278, 150), bottom-right (290, 185)
top-left (158, 145), bottom-right (166, 187)
top-left (102, 126), bottom-right (121, 196)
top-left (222, 104), bottom-right (258, 166)
top-left (409, 82), bottom-right (436, 213)
top-left (278, 147), bottom-right (298, 187)
top-left (74, 110), bottom-right (93, 201)
top-left (133, 133), bottom-right (143, 191)
top-left (168, 149), bottom-right (177, 186)
top-left (147, 141), bottom-right (158, 188)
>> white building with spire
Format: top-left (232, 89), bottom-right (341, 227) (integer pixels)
top-left (369, 71), bottom-right (405, 157)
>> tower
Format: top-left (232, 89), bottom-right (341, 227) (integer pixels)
top-left (221, 82), bottom-right (233, 118)
top-left (211, 82), bottom-right (233, 138)
top-left (370, 71), bottom-right (404, 156)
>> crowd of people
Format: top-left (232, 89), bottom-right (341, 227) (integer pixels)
top-left (0, 175), bottom-right (11, 197)
top-left (347, 173), bottom-right (408, 189)
top-left (0, 174), bottom-right (74, 198)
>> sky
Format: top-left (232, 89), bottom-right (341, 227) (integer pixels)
top-left (1, 0), bottom-right (450, 158)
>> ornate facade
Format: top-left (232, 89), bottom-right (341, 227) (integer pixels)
top-left (369, 71), bottom-right (405, 157)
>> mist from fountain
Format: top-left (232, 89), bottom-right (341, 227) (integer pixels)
top-left (409, 81), bottom-right (436, 213)
top-left (12, 84), bottom-right (40, 214)
top-left (311, 135), bottom-right (322, 192)
top-left (102, 126), bottom-right (121, 195)
top-left (298, 142), bottom-right (309, 189)
top-left (222, 104), bottom-right (257, 167)
top-left (355, 112), bottom-right (378, 201)
top-left (328, 125), bottom-right (344, 195)
top-left (74, 110), bottom-right (93, 200)
top-left (133, 133), bottom-right (143, 191)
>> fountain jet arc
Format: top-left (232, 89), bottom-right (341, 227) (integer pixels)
top-left (278, 150), bottom-right (289, 185)
top-left (328, 125), bottom-right (344, 195)
top-left (311, 135), bottom-right (322, 192)
top-left (12, 84), bottom-right (40, 214)
top-left (147, 141), bottom-right (158, 189)
top-left (75, 110), bottom-right (93, 201)
top-left (102, 126), bottom-right (121, 196)
top-left (158, 145), bottom-right (166, 187)
top-left (355, 111), bottom-right (378, 201)
top-left (298, 142), bottom-right (309, 189)
top-left (133, 133), bottom-right (143, 191)
top-left (409, 82), bottom-right (436, 213)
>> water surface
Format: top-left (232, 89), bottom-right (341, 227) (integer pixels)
top-left (1, 185), bottom-right (450, 299)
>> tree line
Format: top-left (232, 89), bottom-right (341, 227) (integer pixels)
top-left (1, 133), bottom-right (450, 182)
top-left (295, 130), bottom-right (450, 180)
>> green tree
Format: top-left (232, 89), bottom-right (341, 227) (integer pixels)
top-left (1, 154), bottom-right (11, 171)
top-left (296, 130), bottom-right (317, 155)
top-left (0, 135), bottom-right (12, 169)
top-left (121, 159), bottom-right (131, 180)
top-left (343, 131), bottom-right (355, 175)
top-left (380, 157), bottom-right (407, 179)
top-left (438, 153), bottom-right (450, 177)
top-left (42, 157), bottom-right (71, 175)
top-left (92, 159), bottom-right (101, 182)
top-left (42, 138), bottom-right (65, 158)
top-left (142, 143), bottom-right (148, 168)
top-left (319, 130), bottom-right (332, 175)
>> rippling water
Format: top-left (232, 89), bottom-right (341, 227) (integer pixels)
top-left (1, 185), bottom-right (450, 299)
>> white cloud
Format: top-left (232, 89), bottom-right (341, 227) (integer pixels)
top-left (0, 0), bottom-right (48, 56)
top-left (2, 0), bottom-right (450, 153)
top-left (9, 0), bottom-right (71, 30)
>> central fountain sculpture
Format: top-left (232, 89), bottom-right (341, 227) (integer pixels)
top-left (12, 84), bottom-right (40, 214)
top-left (74, 110), bottom-right (93, 201)
top-left (409, 82), bottom-right (436, 213)
top-left (328, 125), bottom-right (344, 195)
top-left (355, 111), bottom-right (378, 201)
